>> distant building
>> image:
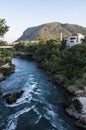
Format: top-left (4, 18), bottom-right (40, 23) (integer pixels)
top-left (30, 40), bottom-right (39, 43)
top-left (66, 33), bottom-right (85, 47)
top-left (9, 42), bottom-right (19, 45)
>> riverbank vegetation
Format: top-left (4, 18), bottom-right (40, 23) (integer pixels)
top-left (14, 40), bottom-right (86, 90)
top-left (0, 49), bottom-right (13, 66)
top-left (0, 18), bottom-right (12, 66)
top-left (0, 18), bottom-right (15, 81)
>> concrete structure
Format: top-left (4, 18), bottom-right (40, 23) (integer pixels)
top-left (66, 33), bottom-right (85, 47)
top-left (0, 46), bottom-right (14, 49)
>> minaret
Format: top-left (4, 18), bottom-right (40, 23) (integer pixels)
top-left (60, 32), bottom-right (62, 41)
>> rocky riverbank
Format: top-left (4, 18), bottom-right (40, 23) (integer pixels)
top-left (60, 84), bottom-right (86, 130)
top-left (32, 61), bottom-right (86, 129)
top-left (0, 63), bottom-right (15, 81)
top-left (51, 73), bottom-right (86, 129)
top-left (14, 52), bottom-right (33, 60)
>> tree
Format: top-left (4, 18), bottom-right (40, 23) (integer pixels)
top-left (0, 18), bottom-right (9, 37)
top-left (82, 36), bottom-right (86, 43)
top-left (39, 38), bottom-right (45, 44)
top-left (59, 39), bottom-right (66, 50)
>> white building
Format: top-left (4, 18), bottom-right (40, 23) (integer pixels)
top-left (66, 33), bottom-right (85, 47)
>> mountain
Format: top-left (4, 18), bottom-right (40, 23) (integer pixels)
top-left (17, 22), bottom-right (86, 41)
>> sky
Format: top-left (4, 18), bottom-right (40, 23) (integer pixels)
top-left (0, 0), bottom-right (86, 42)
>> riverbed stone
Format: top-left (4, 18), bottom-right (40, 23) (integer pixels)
top-left (3, 90), bottom-right (24, 104)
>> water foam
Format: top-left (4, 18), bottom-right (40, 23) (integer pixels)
top-left (5, 105), bottom-right (35, 130)
top-left (44, 104), bottom-right (69, 130)
top-left (5, 80), bottom-right (38, 108)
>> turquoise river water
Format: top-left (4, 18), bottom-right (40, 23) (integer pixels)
top-left (0, 58), bottom-right (80, 130)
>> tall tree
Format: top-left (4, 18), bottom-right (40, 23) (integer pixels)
top-left (0, 18), bottom-right (9, 37)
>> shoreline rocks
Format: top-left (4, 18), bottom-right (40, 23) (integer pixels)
top-left (0, 63), bottom-right (15, 82)
top-left (0, 63), bottom-right (15, 76)
top-left (14, 52), bottom-right (33, 60)
top-left (31, 56), bottom-right (86, 129)
top-left (64, 91), bottom-right (86, 129)
top-left (52, 74), bottom-right (67, 86)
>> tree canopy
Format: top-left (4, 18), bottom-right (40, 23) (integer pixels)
top-left (0, 18), bottom-right (9, 37)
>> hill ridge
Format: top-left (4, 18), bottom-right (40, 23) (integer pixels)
top-left (17, 22), bottom-right (86, 41)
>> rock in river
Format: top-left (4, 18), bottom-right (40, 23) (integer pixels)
top-left (3, 90), bottom-right (24, 104)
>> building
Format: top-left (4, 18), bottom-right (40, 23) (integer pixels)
top-left (66, 33), bottom-right (85, 47)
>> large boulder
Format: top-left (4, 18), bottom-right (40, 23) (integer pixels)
top-left (75, 90), bottom-right (86, 97)
top-left (66, 97), bottom-right (86, 114)
top-left (72, 98), bottom-right (82, 113)
top-left (66, 85), bottom-right (79, 95)
top-left (66, 97), bottom-right (86, 129)
top-left (3, 90), bottom-right (24, 104)
top-left (67, 85), bottom-right (86, 96)
top-left (53, 75), bottom-right (67, 86)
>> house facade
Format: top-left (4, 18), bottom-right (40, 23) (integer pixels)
top-left (66, 33), bottom-right (85, 47)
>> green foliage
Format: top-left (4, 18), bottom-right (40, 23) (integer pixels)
top-left (14, 41), bottom-right (26, 52)
top-left (39, 38), bottom-right (46, 44)
top-left (15, 39), bottom-right (86, 89)
top-left (0, 50), bottom-right (13, 66)
top-left (59, 44), bottom-right (86, 79)
top-left (59, 39), bottom-right (66, 50)
top-left (0, 40), bottom-right (7, 45)
top-left (82, 36), bottom-right (86, 43)
top-left (0, 19), bottom-right (9, 37)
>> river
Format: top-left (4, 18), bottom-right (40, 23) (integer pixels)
top-left (0, 58), bottom-right (80, 130)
